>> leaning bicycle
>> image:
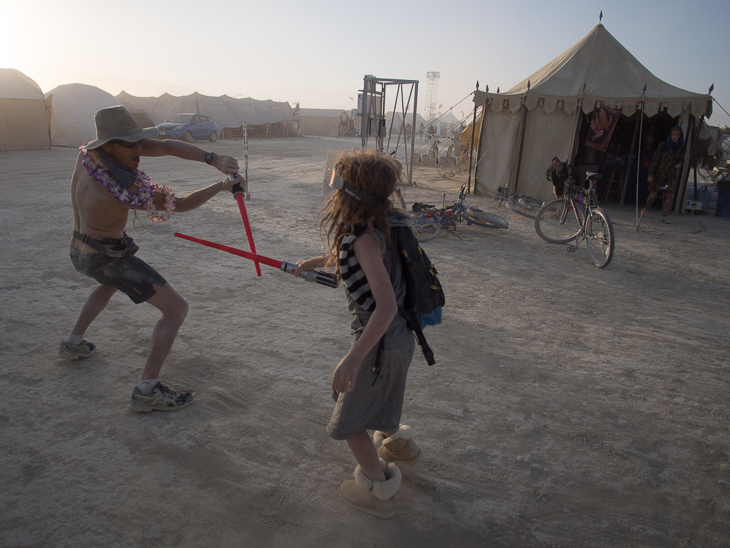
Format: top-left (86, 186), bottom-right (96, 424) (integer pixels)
top-left (494, 186), bottom-right (544, 218)
top-left (409, 184), bottom-right (508, 242)
top-left (534, 173), bottom-right (615, 268)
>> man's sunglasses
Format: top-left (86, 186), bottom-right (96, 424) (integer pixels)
top-left (113, 139), bottom-right (142, 149)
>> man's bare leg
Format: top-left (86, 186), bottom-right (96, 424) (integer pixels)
top-left (60, 284), bottom-right (118, 359)
top-left (141, 282), bottom-right (189, 380)
top-left (71, 284), bottom-right (118, 337)
top-left (129, 282), bottom-right (193, 412)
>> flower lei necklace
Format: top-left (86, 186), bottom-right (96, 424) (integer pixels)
top-left (80, 146), bottom-right (175, 224)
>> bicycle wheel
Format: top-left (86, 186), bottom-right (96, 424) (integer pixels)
top-left (507, 195), bottom-right (542, 218)
top-left (409, 218), bottom-right (441, 241)
top-left (464, 206), bottom-right (509, 229)
top-left (535, 199), bottom-right (585, 243)
top-left (585, 208), bottom-right (615, 268)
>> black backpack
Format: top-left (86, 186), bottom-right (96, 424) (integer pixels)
top-left (390, 225), bottom-right (445, 365)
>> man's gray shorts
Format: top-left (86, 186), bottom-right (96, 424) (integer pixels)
top-left (70, 242), bottom-right (166, 304)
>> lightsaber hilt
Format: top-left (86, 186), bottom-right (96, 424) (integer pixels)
top-left (231, 173), bottom-right (244, 196)
top-left (280, 261), bottom-right (339, 288)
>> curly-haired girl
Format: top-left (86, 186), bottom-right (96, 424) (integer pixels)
top-left (296, 149), bottom-right (421, 518)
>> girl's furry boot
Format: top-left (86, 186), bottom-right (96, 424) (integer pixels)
top-left (374, 425), bottom-right (422, 464)
top-left (338, 458), bottom-right (401, 518)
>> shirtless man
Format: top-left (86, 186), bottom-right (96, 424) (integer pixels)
top-left (59, 105), bottom-right (244, 412)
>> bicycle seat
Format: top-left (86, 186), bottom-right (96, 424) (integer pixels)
top-left (585, 172), bottom-right (603, 181)
top-left (412, 202), bottom-right (436, 212)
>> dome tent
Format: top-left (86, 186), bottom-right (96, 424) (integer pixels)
top-left (44, 84), bottom-right (121, 147)
top-left (0, 68), bottom-right (50, 151)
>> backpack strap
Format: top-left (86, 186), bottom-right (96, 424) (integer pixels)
top-left (399, 306), bottom-right (436, 365)
top-left (391, 226), bottom-right (436, 366)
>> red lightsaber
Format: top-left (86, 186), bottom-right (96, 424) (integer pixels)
top-left (175, 232), bottom-right (338, 289)
top-left (231, 176), bottom-right (261, 276)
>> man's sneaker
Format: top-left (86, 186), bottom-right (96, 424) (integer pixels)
top-left (59, 339), bottom-right (96, 360)
top-left (661, 217), bottom-right (671, 224)
top-left (130, 382), bottom-right (194, 413)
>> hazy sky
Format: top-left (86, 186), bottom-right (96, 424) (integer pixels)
top-left (2, 0), bottom-right (729, 126)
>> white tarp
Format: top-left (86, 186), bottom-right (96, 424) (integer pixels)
top-left (472, 24), bottom-right (712, 202)
top-left (116, 91), bottom-right (294, 129)
top-left (0, 68), bottom-right (50, 151)
top-left (44, 84), bottom-right (121, 147)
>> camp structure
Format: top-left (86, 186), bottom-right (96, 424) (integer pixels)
top-left (0, 68), bottom-right (50, 151)
top-left (44, 84), bottom-right (122, 147)
top-left (125, 105), bottom-right (154, 129)
top-left (426, 110), bottom-right (461, 135)
top-left (297, 108), bottom-right (351, 137)
top-left (116, 92), bottom-right (295, 138)
top-left (385, 111), bottom-right (428, 137)
top-left (469, 23), bottom-right (712, 207)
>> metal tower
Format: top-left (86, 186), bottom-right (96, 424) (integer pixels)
top-left (425, 71), bottom-right (440, 120)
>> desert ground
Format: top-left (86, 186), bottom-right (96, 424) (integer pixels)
top-left (1, 135), bottom-right (729, 547)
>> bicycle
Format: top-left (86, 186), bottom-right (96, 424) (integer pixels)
top-left (534, 173), bottom-right (615, 268)
top-left (428, 135), bottom-right (440, 160)
top-left (494, 186), bottom-right (544, 218)
top-left (409, 184), bottom-right (508, 241)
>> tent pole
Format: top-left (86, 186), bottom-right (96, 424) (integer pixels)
top-left (512, 107), bottom-right (527, 193)
top-left (635, 86), bottom-right (646, 226)
top-left (675, 114), bottom-right (696, 215)
top-left (568, 84), bottom-right (586, 166)
top-left (473, 104), bottom-right (485, 194)
top-left (621, 104), bottom-right (642, 207)
top-left (467, 81), bottom-right (479, 195)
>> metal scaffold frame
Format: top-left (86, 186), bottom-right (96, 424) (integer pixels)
top-left (358, 75), bottom-right (419, 186)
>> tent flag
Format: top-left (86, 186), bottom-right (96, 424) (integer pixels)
top-left (585, 105), bottom-right (620, 152)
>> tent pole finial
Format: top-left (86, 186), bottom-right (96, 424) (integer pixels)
top-left (709, 83), bottom-right (714, 95)
top-left (599, 10), bottom-right (602, 23)
top-left (476, 81), bottom-right (479, 91)
top-left (485, 85), bottom-right (489, 93)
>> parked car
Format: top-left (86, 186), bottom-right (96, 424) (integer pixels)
top-left (156, 113), bottom-right (218, 142)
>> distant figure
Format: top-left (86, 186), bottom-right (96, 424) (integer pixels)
top-left (60, 106), bottom-right (243, 412)
top-left (642, 126), bottom-right (684, 224)
top-left (418, 123), bottom-right (425, 141)
top-left (405, 123), bottom-right (412, 139)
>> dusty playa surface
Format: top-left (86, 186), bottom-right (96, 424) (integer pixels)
top-left (1, 136), bottom-right (729, 547)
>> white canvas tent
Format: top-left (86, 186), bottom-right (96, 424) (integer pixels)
top-left (471, 24), bottom-right (712, 202)
top-left (426, 110), bottom-right (461, 134)
top-left (297, 108), bottom-right (350, 136)
top-left (0, 68), bottom-right (50, 151)
top-left (116, 91), bottom-right (294, 131)
top-left (44, 84), bottom-right (122, 147)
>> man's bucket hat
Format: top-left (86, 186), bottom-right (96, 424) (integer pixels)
top-left (85, 106), bottom-right (158, 150)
